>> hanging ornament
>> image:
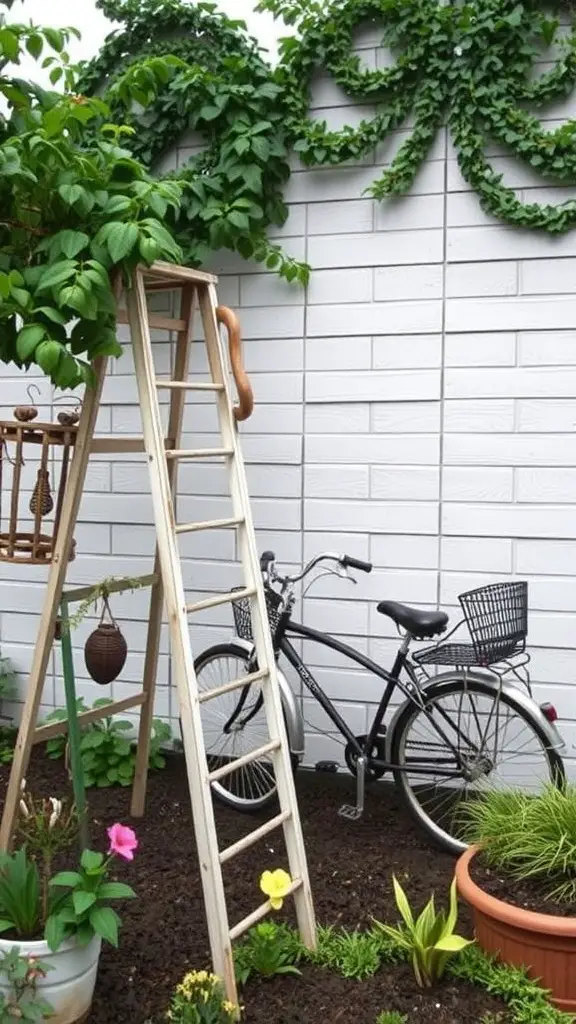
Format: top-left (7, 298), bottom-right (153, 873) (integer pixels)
top-left (14, 384), bottom-right (41, 423)
top-left (84, 592), bottom-right (128, 685)
top-left (54, 395), bottom-right (82, 428)
top-left (29, 469), bottom-right (54, 517)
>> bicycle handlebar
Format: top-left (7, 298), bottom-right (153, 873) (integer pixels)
top-left (260, 549), bottom-right (372, 586)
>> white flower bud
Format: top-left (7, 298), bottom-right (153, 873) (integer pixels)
top-left (48, 797), bottom-right (62, 829)
top-left (19, 800), bottom-right (30, 819)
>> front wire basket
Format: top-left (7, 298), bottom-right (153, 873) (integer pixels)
top-left (231, 585), bottom-right (284, 648)
top-left (414, 581), bottom-right (528, 669)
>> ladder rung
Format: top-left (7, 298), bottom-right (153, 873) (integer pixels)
top-left (219, 810), bottom-right (291, 865)
top-left (198, 668), bottom-right (268, 704)
top-left (229, 879), bottom-right (303, 941)
top-left (176, 516), bottom-right (244, 535)
top-left (166, 448), bottom-right (234, 460)
top-left (187, 587), bottom-right (255, 615)
top-left (208, 739), bottom-right (280, 783)
top-left (156, 380), bottom-right (224, 392)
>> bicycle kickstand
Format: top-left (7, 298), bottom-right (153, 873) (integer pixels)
top-left (339, 755), bottom-right (366, 821)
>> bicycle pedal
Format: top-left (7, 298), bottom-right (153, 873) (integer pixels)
top-left (315, 760), bottom-right (339, 773)
top-left (338, 803), bottom-right (363, 821)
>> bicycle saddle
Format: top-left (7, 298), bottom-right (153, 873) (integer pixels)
top-left (377, 601), bottom-right (448, 639)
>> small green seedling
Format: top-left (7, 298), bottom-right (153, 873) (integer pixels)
top-left (374, 875), bottom-right (473, 988)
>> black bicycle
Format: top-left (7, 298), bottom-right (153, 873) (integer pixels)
top-left (194, 550), bottom-right (565, 854)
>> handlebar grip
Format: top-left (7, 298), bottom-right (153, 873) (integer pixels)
top-left (341, 555), bottom-right (373, 574)
top-left (260, 551), bottom-right (276, 571)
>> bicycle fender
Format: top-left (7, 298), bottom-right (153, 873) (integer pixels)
top-left (385, 669), bottom-right (565, 762)
top-left (229, 637), bottom-right (305, 759)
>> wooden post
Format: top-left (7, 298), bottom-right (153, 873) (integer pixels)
top-left (130, 284), bottom-right (196, 817)
top-left (0, 358), bottom-right (108, 852)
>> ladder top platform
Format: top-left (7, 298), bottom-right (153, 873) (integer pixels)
top-left (140, 261), bottom-right (219, 290)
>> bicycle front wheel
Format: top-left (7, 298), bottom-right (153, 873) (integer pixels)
top-left (390, 674), bottom-right (565, 855)
top-left (194, 642), bottom-right (294, 813)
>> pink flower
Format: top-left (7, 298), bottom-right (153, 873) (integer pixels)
top-left (107, 823), bottom-right (138, 861)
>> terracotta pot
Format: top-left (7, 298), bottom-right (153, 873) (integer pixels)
top-left (84, 623), bottom-right (127, 685)
top-left (456, 844), bottom-right (576, 1013)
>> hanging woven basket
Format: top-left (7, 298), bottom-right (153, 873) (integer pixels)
top-left (84, 594), bottom-right (127, 685)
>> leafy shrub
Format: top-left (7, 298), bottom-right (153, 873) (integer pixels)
top-left (44, 698), bottom-right (171, 788)
top-left (459, 785), bottom-right (576, 902)
top-left (234, 921), bottom-right (302, 985)
top-left (373, 876), bottom-right (473, 988)
top-left (311, 926), bottom-right (383, 979)
top-left (166, 970), bottom-right (239, 1023)
top-left (376, 1014), bottom-right (408, 1024)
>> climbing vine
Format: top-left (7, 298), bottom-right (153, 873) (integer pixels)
top-left (88, 0), bottom-right (576, 239)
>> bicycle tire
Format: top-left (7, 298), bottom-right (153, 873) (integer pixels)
top-left (193, 642), bottom-right (297, 813)
top-left (390, 673), bottom-right (565, 855)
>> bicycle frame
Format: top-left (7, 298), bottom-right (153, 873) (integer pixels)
top-left (276, 619), bottom-right (465, 778)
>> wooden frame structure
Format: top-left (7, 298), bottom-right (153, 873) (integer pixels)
top-left (0, 262), bottom-right (316, 1003)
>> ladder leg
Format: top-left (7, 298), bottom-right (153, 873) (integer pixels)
top-left (0, 358), bottom-right (108, 852)
top-left (199, 286), bottom-right (317, 951)
top-left (126, 272), bottom-right (238, 1001)
top-left (131, 285), bottom-right (196, 817)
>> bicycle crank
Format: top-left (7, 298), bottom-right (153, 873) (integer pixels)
top-left (344, 732), bottom-right (387, 781)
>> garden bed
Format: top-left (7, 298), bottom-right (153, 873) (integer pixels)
top-left (0, 753), bottom-right (549, 1022)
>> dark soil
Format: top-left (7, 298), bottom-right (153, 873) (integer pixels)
top-left (470, 853), bottom-right (574, 918)
top-left (0, 754), bottom-right (509, 1023)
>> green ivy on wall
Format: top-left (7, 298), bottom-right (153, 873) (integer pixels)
top-left (88, 0), bottom-right (576, 258)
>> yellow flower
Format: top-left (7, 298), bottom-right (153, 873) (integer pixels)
top-left (259, 868), bottom-right (292, 910)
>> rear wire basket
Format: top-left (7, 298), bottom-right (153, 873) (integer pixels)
top-left (414, 581), bottom-right (528, 669)
top-left (231, 585), bottom-right (284, 648)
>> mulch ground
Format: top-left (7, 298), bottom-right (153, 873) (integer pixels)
top-left (0, 753), bottom-right (510, 1023)
top-left (470, 854), bottom-right (574, 919)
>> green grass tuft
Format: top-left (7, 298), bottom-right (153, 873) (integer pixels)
top-left (459, 784), bottom-right (576, 902)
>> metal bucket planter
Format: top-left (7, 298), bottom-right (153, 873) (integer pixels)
top-left (0, 935), bottom-right (101, 1023)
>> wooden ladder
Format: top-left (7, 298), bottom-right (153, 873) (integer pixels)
top-left (0, 261), bottom-right (316, 1003)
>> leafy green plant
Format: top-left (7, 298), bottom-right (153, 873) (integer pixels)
top-left (311, 925), bottom-right (383, 979)
top-left (373, 876), bottom-right (473, 988)
top-left (234, 921), bottom-right (302, 984)
top-left (459, 784), bottom-right (576, 903)
top-left (44, 698), bottom-right (171, 787)
top-left (0, 947), bottom-right (54, 1023)
top-left (0, 4), bottom-right (183, 388)
top-left (17, 787), bottom-right (78, 923)
top-left (376, 1014), bottom-right (408, 1024)
top-left (0, 817), bottom-right (137, 951)
top-left (166, 970), bottom-right (239, 1024)
top-left (0, 727), bottom-right (16, 766)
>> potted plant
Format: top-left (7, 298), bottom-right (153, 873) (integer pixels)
top-left (0, 786), bottom-right (138, 1023)
top-left (455, 785), bottom-right (576, 1013)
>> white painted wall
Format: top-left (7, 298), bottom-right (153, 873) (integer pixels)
top-left (2, 18), bottom-right (576, 771)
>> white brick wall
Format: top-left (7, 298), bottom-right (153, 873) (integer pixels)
top-left (3, 33), bottom-right (576, 775)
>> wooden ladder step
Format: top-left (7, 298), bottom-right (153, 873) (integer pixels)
top-left (176, 516), bottom-right (244, 535)
top-left (166, 447), bottom-right (234, 460)
top-left (229, 878), bottom-right (303, 941)
top-left (219, 810), bottom-right (291, 865)
top-left (187, 586), bottom-right (255, 615)
top-left (208, 739), bottom-right (280, 783)
top-left (156, 380), bottom-right (225, 392)
top-left (198, 668), bottom-right (268, 705)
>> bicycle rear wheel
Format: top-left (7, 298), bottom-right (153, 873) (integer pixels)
top-left (390, 674), bottom-right (565, 855)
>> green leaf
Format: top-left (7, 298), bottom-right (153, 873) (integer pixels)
top-left (228, 210), bottom-right (250, 231)
top-left (0, 29), bottom-right (19, 61)
top-left (44, 27), bottom-right (65, 52)
top-left (0, 918), bottom-right (15, 933)
top-left (39, 260), bottom-right (77, 292)
top-left (73, 891), bottom-right (97, 916)
top-left (33, 306), bottom-right (67, 324)
top-left (16, 324), bottom-right (46, 361)
top-left (80, 849), bottom-right (104, 874)
top-left (44, 913), bottom-right (66, 952)
top-left (25, 33), bottom-right (43, 59)
top-left (106, 222), bottom-right (139, 264)
top-left (59, 284), bottom-right (92, 316)
top-left (98, 882), bottom-right (136, 900)
top-left (35, 340), bottom-right (63, 375)
top-left (52, 230), bottom-right (90, 260)
top-left (89, 906), bottom-right (119, 946)
top-left (392, 875), bottom-right (414, 930)
top-left (434, 934), bottom-right (473, 953)
top-left (49, 871), bottom-right (83, 889)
